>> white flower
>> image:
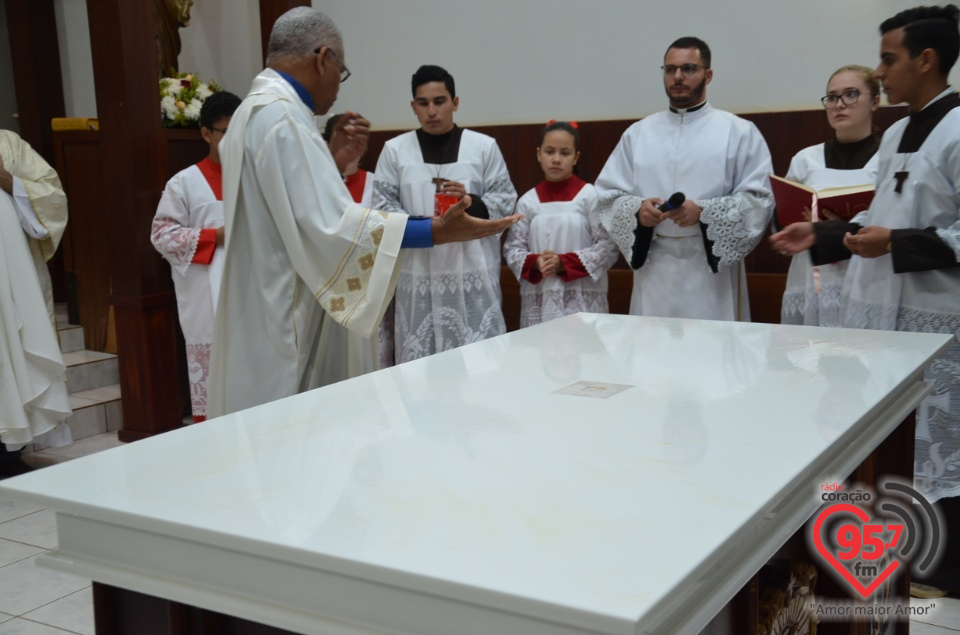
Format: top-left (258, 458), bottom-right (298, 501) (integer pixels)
top-left (184, 99), bottom-right (202, 120)
top-left (160, 95), bottom-right (178, 120)
top-left (159, 71), bottom-right (222, 127)
top-left (160, 78), bottom-right (181, 98)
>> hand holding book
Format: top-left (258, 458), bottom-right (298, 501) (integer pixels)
top-left (769, 175), bottom-right (874, 227)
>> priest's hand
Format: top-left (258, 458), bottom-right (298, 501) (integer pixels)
top-left (330, 112), bottom-right (370, 174)
top-left (638, 198), bottom-right (667, 227)
top-left (843, 226), bottom-right (891, 258)
top-left (770, 222), bottom-right (815, 255)
top-left (431, 195), bottom-right (522, 245)
top-left (0, 155), bottom-right (12, 195)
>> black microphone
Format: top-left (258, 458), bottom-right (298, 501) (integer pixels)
top-left (656, 192), bottom-right (686, 212)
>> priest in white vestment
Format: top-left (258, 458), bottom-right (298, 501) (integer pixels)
top-left (207, 8), bottom-right (519, 418)
top-left (0, 130), bottom-right (72, 457)
top-left (595, 37), bottom-right (773, 321)
top-left (0, 130), bottom-right (69, 329)
top-left (373, 65), bottom-right (517, 363)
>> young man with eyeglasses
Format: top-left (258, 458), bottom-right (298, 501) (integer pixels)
top-left (772, 5), bottom-right (960, 596)
top-left (207, 11), bottom-right (518, 417)
top-left (151, 90), bottom-right (241, 422)
top-left (373, 65), bottom-right (517, 364)
top-left (596, 36), bottom-right (773, 321)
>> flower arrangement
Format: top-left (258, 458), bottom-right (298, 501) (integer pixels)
top-left (159, 71), bottom-right (222, 128)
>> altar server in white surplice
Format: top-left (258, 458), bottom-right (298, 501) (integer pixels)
top-left (595, 37), bottom-right (773, 321)
top-left (373, 65), bottom-right (517, 364)
top-left (208, 9), bottom-right (519, 418)
top-left (504, 121), bottom-right (618, 328)
top-left (0, 130), bottom-right (71, 461)
top-left (152, 91), bottom-right (240, 422)
top-left (772, 4), bottom-right (960, 594)
top-left (779, 65), bottom-right (880, 327)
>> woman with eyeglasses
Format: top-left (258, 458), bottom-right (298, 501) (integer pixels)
top-left (780, 65), bottom-right (881, 327)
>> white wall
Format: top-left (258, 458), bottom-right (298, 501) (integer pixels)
top-left (56, 0), bottom-right (945, 128)
top-left (320, 0), bottom-right (931, 130)
top-left (54, 0), bottom-right (97, 118)
top-left (177, 0), bottom-right (261, 97)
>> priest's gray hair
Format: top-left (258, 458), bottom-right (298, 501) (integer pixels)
top-left (266, 7), bottom-right (342, 65)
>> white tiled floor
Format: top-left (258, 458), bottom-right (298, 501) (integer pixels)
top-left (0, 431), bottom-right (957, 634)
top-left (0, 433), bottom-right (126, 634)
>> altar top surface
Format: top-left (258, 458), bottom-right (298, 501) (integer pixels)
top-left (0, 315), bottom-right (951, 634)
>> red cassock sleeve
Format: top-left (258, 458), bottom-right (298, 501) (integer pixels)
top-left (192, 228), bottom-right (218, 265)
top-left (520, 253), bottom-right (543, 284)
top-left (557, 252), bottom-right (589, 282)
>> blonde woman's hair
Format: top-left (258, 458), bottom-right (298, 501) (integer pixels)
top-left (830, 65), bottom-right (881, 97)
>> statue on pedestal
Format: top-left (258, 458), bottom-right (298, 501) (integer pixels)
top-left (155, 0), bottom-right (194, 75)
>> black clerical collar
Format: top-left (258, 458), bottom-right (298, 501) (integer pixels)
top-left (274, 70), bottom-right (316, 112)
top-left (898, 90), bottom-right (960, 153)
top-left (669, 101), bottom-right (707, 114)
top-left (824, 134), bottom-right (880, 170)
top-left (416, 125), bottom-right (463, 165)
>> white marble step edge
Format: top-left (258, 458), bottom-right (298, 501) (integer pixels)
top-left (62, 350), bottom-right (120, 394)
top-left (58, 324), bottom-right (85, 354)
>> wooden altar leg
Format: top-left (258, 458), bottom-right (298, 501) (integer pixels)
top-left (93, 583), bottom-right (189, 635)
top-left (93, 583), bottom-right (304, 634)
top-left (854, 411), bottom-right (916, 634)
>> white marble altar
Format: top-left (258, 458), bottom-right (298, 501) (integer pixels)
top-left (0, 315), bottom-right (951, 635)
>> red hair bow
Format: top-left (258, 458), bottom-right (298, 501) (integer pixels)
top-left (546, 119), bottom-right (579, 129)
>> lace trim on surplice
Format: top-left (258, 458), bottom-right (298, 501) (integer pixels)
top-left (151, 218), bottom-right (202, 276)
top-left (598, 191), bottom-right (643, 264)
top-left (186, 341), bottom-right (211, 417)
top-left (699, 192), bottom-right (770, 271)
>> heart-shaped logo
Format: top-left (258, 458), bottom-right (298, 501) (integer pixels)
top-left (812, 503), bottom-right (902, 599)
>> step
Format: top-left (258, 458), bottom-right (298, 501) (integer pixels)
top-left (62, 349), bottom-right (119, 394)
top-left (25, 431), bottom-right (125, 467)
top-left (30, 385), bottom-right (123, 451)
top-left (54, 303), bottom-right (69, 327)
top-left (58, 324), bottom-right (85, 354)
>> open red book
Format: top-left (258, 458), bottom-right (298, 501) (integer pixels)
top-left (770, 175), bottom-right (874, 227)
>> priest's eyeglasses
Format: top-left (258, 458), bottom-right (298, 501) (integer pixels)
top-left (315, 47), bottom-right (351, 83)
top-left (661, 64), bottom-right (705, 77)
top-left (821, 89), bottom-right (861, 109)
